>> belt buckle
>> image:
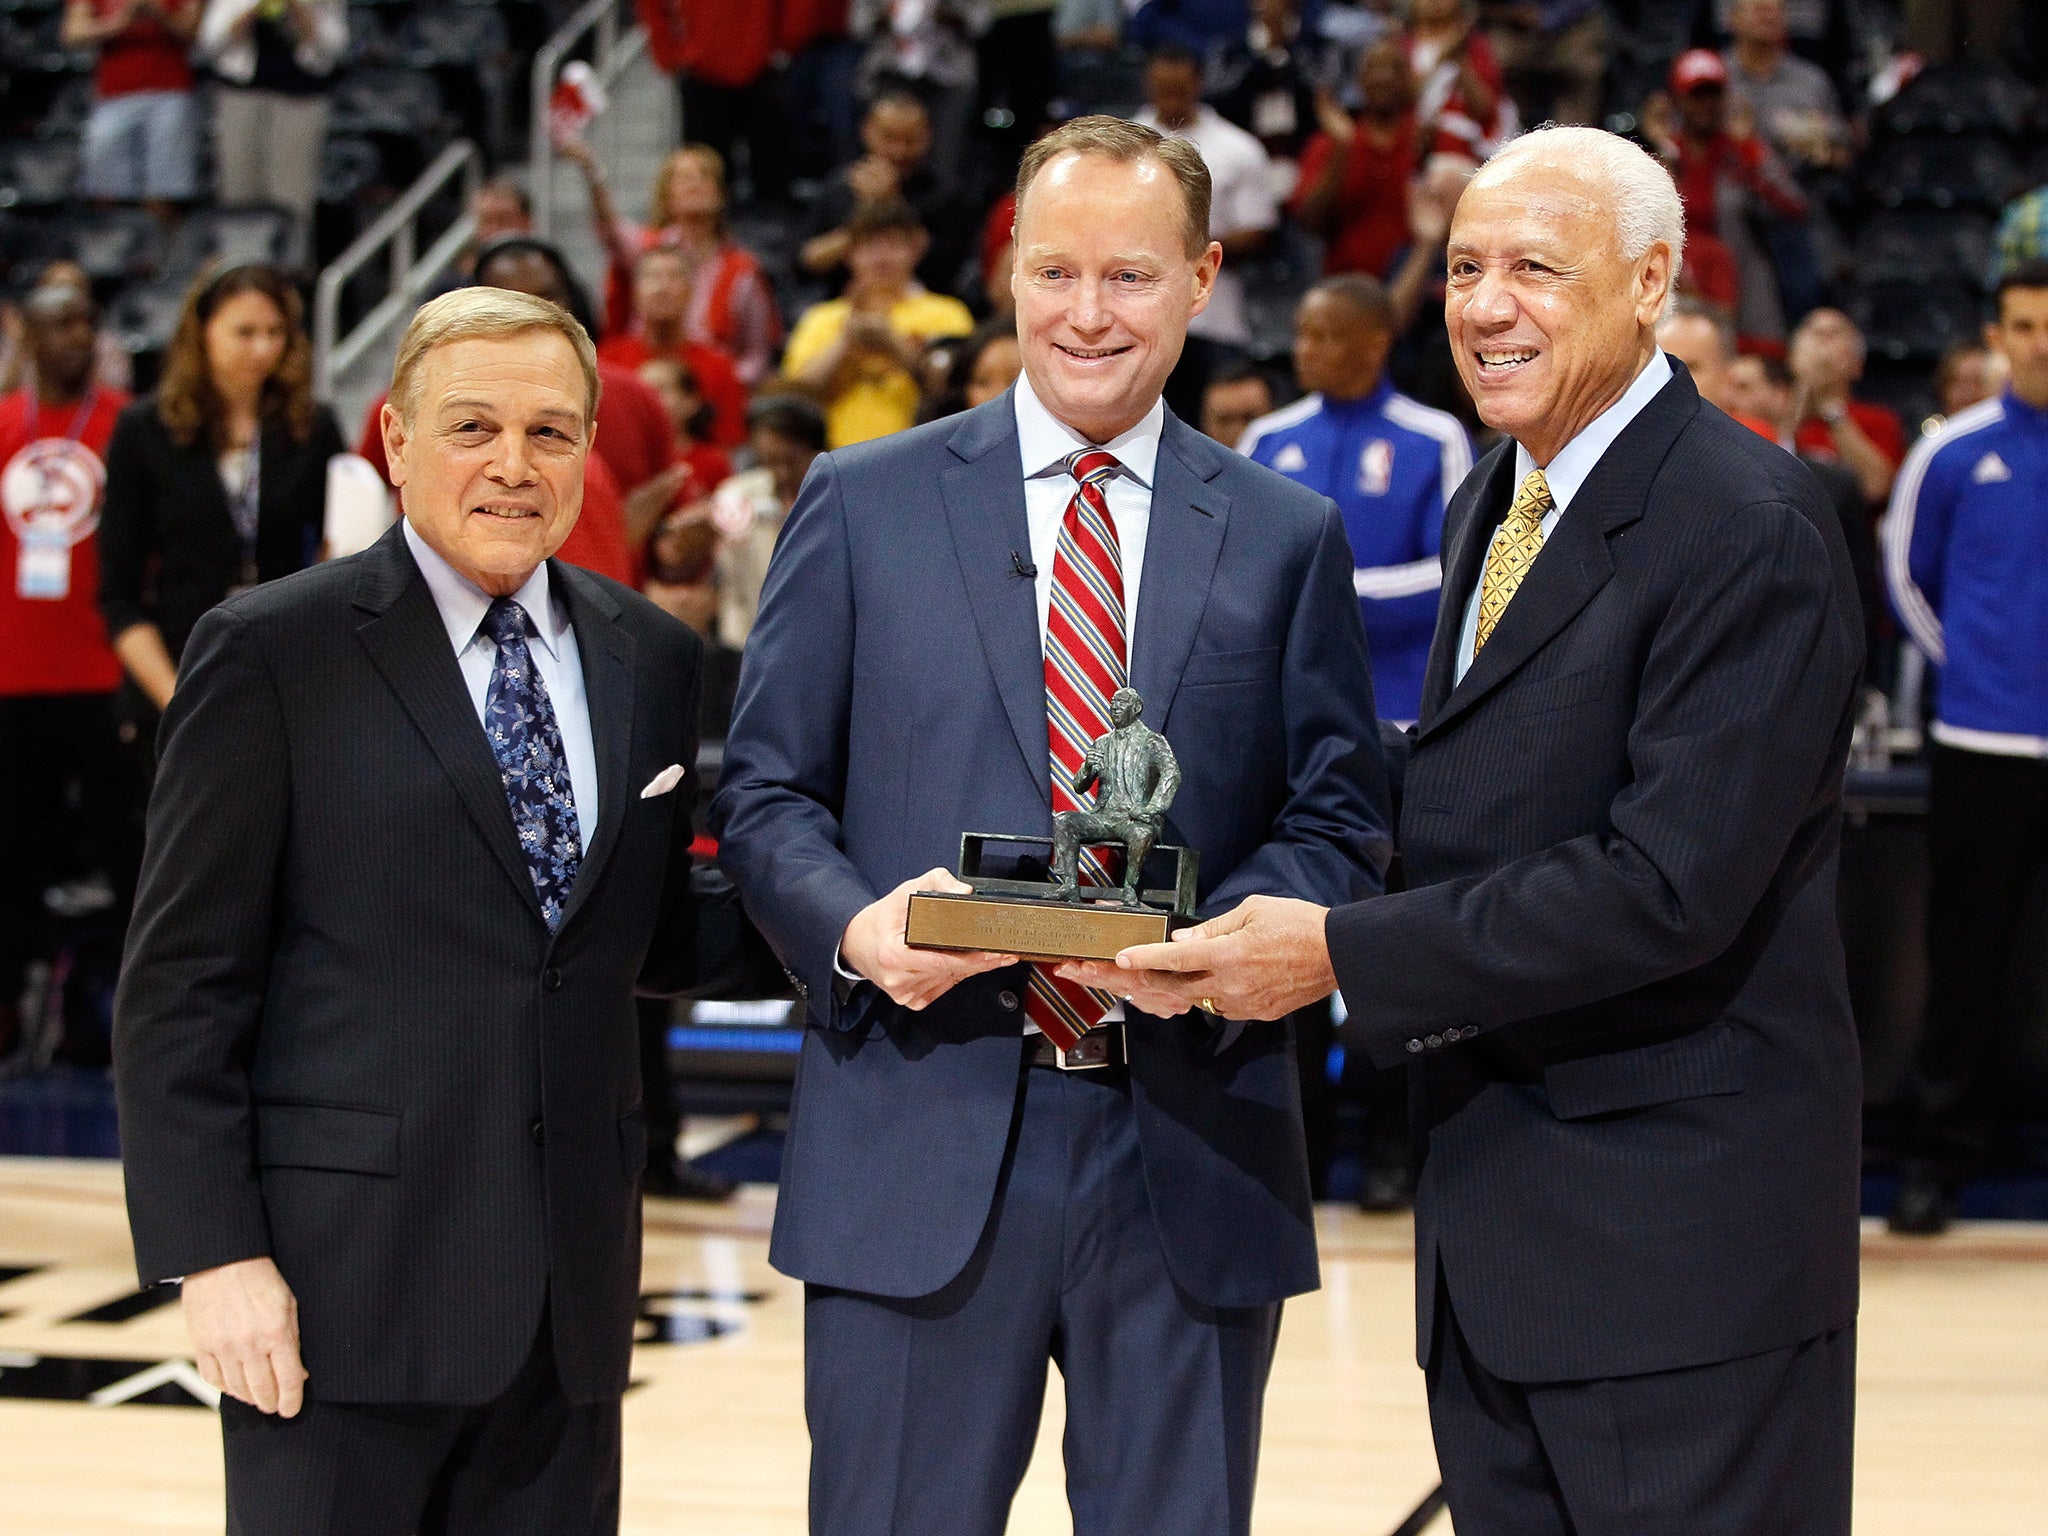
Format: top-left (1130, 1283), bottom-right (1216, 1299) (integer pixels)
top-left (1056, 1025), bottom-right (1120, 1071)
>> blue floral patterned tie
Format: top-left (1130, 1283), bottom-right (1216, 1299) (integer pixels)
top-left (482, 597), bottom-right (581, 929)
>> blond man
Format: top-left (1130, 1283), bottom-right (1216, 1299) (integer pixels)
top-left (114, 287), bottom-right (756, 1535)
top-left (715, 115), bottom-right (1387, 1536)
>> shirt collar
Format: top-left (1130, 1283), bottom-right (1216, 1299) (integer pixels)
top-left (1012, 369), bottom-right (1164, 489)
top-left (1513, 348), bottom-right (1673, 516)
top-left (1326, 377), bottom-right (1395, 417)
top-left (402, 518), bottom-right (563, 660)
top-left (1135, 104), bottom-right (1216, 139)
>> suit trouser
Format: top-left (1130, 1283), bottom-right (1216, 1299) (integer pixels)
top-left (637, 994), bottom-right (681, 1169)
top-left (1913, 743), bottom-right (2048, 1177)
top-left (804, 1057), bottom-right (1281, 1536)
top-left (211, 88), bottom-right (329, 264)
top-left (0, 692), bottom-right (137, 1001)
top-left (1426, 1269), bottom-right (1855, 1536)
top-left (220, 1304), bottom-right (620, 1536)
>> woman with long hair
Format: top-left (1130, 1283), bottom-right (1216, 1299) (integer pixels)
top-left (571, 138), bottom-right (783, 385)
top-left (98, 263), bottom-right (343, 720)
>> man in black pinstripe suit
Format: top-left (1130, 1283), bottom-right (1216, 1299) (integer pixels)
top-left (1094, 126), bottom-right (1866, 1532)
top-left (113, 289), bottom-right (759, 1535)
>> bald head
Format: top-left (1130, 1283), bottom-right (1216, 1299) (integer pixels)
top-left (1657, 300), bottom-right (1739, 411)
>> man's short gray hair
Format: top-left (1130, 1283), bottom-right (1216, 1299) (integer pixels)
top-left (391, 286), bottom-right (600, 428)
top-left (1475, 125), bottom-right (1686, 317)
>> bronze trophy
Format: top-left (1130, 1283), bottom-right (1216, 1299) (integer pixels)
top-left (905, 688), bottom-right (1199, 962)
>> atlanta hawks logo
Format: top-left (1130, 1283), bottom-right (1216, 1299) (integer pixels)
top-left (3, 436), bottom-right (106, 546)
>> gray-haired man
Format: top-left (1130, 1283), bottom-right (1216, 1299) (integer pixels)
top-left (1104, 125), bottom-right (1865, 1534)
top-left (115, 287), bottom-right (757, 1535)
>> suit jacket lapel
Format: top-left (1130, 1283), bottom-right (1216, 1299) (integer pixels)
top-left (1421, 366), bottom-right (1701, 741)
top-left (553, 562), bottom-right (635, 932)
top-left (351, 524), bottom-right (544, 922)
top-left (1131, 412), bottom-right (1230, 732)
top-left (939, 397), bottom-right (1054, 806)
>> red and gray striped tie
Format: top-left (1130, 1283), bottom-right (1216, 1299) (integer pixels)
top-left (1026, 447), bottom-right (1128, 1051)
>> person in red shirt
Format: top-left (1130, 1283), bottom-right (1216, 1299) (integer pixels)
top-left (633, 356), bottom-right (733, 525)
top-left (594, 246), bottom-right (749, 449)
top-left (1646, 50), bottom-right (1811, 343)
top-left (0, 283), bottom-right (137, 1056)
top-left (1405, 0), bottom-right (1515, 161)
top-left (979, 188), bottom-right (1018, 317)
top-left (573, 140), bottom-right (783, 386)
top-left (62, 0), bottom-right (202, 215)
top-left (635, 0), bottom-right (786, 205)
top-left (1788, 306), bottom-right (1906, 505)
top-left (1293, 40), bottom-right (1420, 279)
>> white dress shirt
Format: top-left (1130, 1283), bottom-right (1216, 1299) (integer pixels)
top-left (1014, 368), bottom-right (1163, 646)
top-left (1131, 105), bottom-right (1278, 347)
top-left (1454, 349), bottom-right (1673, 683)
top-left (403, 518), bottom-right (599, 852)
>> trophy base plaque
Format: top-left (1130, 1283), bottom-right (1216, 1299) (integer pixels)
top-left (905, 832), bottom-right (1198, 964)
top-left (906, 891), bottom-right (1180, 963)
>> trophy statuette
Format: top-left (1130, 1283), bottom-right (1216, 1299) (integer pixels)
top-left (905, 688), bottom-right (1199, 962)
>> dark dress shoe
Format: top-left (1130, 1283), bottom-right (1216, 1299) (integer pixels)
top-left (1887, 1165), bottom-right (1955, 1236)
top-left (644, 1155), bottom-right (739, 1203)
top-left (1356, 1156), bottom-right (1415, 1214)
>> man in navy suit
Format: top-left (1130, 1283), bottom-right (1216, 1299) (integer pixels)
top-left (1106, 126), bottom-right (1865, 1533)
top-left (713, 115), bottom-right (1389, 1536)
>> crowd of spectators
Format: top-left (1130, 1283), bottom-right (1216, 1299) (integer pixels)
top-left (53, 0), bottom-right (347, 256)
top-left (5, 0), bottom-right (2048, 1220)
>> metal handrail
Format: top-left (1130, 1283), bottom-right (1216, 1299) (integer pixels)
top-left (527, 0), bottom-right (645, 238)
top-left (312, 140), bottom-right (483, 400)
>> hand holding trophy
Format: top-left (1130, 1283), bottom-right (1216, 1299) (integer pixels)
top-left (904, 687), bottom-right (1199, 963)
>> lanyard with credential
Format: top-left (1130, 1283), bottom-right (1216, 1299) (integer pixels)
top-left (28, 386), bottom-right (100, 446)
top-left (227, 434), bottom-right (262, 589)
top-left (8, 386), bottom-right (104, 602)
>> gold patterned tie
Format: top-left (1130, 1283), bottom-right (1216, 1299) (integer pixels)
top-left (1473, 468), bottom-right (1554, 655)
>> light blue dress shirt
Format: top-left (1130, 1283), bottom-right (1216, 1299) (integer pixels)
top-left (1454, 349), bottom-right (1674, 683)
top-left (402, 518), bottom-right (599, 853)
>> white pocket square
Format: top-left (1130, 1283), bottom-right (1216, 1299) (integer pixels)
top-left (640, 764), bottom-right (686, 799)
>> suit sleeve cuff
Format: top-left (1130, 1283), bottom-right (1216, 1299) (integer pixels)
top-left (1327, 901), bottom-right (1431, 1072)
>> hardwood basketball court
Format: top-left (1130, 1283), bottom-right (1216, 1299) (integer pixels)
top-left (2, 1143), bottom-right (2044, 1534)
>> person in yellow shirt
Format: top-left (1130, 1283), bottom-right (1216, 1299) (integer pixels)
top-left (782, 199), bottom-right (974, 447)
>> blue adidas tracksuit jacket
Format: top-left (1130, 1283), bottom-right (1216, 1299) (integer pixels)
top-left (1239, 380), bottom-right (1472, 723)
top-left (1883, 386), bottom-right (2048, 757)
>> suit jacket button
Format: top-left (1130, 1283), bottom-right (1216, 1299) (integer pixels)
top-left (529, 1118), bottom-right (545, 1147)
top-left (1406, 1039), bottom-right (1424, 1054)
top-left (543, 967), bottom-right (563, 993)
top-left (998, 990), bottom-right (1019, 1011)
top-left (1425, 1034), bottom-right (1443, 1049)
